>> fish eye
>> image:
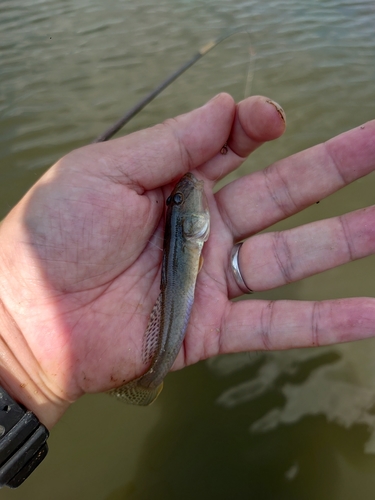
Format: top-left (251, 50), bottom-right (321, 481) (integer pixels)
top-left (173, 193), bottom-right (183, 205)
top-left (166, 196), bottom-right (171, 206)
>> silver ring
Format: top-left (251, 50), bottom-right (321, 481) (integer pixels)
top-left (231, 242), bottom-right (253, 294)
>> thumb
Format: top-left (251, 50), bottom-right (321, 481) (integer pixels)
top-left (68, 93), bottom-right (236, 190)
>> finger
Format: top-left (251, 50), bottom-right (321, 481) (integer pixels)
top-left (217, 297), bottom-right (375, 354)
top-left (200, 96), bottom-right (286, 182)
top-left (229, 97), bottom-right (286, 158)
top-left (226, 205), bottom-right (375, 295)
top-left (67, 93), bottom-right (236, 190)
top-left (216, 120), bottom-right (375, 241)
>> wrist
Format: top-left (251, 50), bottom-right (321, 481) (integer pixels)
top-left (0, 384), bottom-right (49, 488)
top-left (0, 302), bottom-right (69, 429)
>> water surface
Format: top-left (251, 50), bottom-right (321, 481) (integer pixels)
top-left (1, 0), bottom-right (375, 498)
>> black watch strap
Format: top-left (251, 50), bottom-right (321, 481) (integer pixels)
top-left (0, 386), bottom-right (49, 488)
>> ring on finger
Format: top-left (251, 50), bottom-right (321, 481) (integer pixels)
top-left (231, 242), bottom-right (253, 294)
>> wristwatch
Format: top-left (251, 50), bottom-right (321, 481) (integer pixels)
top-left (0, 386), bottom-right (49, 488)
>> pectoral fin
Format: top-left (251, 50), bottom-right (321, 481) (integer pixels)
top-left (198, 255), bottom-right (204, 272)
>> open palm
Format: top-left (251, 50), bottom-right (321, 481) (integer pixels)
top-left (1, 93), bottom-right (375, 427)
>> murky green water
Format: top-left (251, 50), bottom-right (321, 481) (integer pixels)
top-left (1, 0), bottom-right (375, 498)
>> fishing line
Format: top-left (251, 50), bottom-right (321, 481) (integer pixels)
top-left (243, 40), bottom-right (256, 100)
top-left (93, 28), bottom-right (255, 143)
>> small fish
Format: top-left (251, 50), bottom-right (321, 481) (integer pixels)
top-left (111, 173), bottom-right (210, 405)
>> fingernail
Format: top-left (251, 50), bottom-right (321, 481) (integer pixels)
top-left (205, 93), bottom-right (223, 106)
top-left (266, 99), bottom-right (286, 125)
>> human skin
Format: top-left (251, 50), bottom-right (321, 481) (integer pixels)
top-left (0, 93), bottom-right (374, 429)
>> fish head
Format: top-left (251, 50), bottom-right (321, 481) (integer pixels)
top-left (166, 173), bottom-right (210, 242)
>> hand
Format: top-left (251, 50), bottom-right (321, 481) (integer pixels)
top-left (0, 93), bottom-right (374, 427)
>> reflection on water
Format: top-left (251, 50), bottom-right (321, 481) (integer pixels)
top-left (211, 344), bottom-right (375, 454)
top-left (1, 0), bottom-right (375, 498)
top-left (104, 351), bottom-right (375, 499)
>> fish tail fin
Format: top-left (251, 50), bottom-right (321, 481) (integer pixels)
top-left (109, 380), bottom-right (164, 406)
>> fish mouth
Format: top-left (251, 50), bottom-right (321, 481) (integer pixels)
top-left (183, 172), bottom-right (204, 189)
